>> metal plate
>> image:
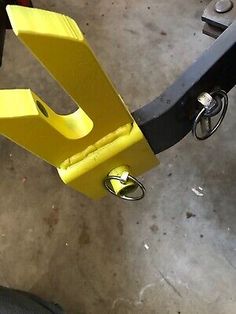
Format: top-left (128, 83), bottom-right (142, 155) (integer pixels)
top-left (202, 0), bottom-right (236, 30)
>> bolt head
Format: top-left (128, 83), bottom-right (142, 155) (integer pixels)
top-left (215, 0), bottom-right (233, 13)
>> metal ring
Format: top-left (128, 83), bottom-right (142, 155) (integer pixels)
top-left (192, 90), bottom-right (228, 140)
top-left (104, 175), bottom-right (146, 201)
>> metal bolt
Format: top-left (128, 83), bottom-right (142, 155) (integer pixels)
top-left (215, 0), bottom-right (233, 13)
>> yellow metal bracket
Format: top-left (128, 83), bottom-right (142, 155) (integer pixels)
top-left (0, 5), bottom-right (159, 199)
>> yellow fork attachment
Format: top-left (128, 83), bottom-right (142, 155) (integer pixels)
top-left (0, 5), bottom-right (158, 199)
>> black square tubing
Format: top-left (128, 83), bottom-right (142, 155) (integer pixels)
top-left (132, 21), bottom-right (236, 154)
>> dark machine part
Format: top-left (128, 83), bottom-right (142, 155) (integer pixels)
top-left (0, 0), bottom-right (32, 65)
top-left (0, 286), bottom-right (64, 313)
top-left (132, 21), bottom-right (236, 153)
top-left (202, 0), bottom-right (236, 38)
top-left (0, 1), bottom-right (9, 65)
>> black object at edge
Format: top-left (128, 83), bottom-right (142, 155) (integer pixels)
top-left (132, 21), bottom-right (236, 154)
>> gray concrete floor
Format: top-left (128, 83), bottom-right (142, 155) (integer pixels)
top-left (0, 0), bottom-right (236, 313)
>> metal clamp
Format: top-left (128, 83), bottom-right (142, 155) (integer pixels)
top-left (104, 173), bottom-right (146, 201)
top-left (202, 0), bottom-right (236, 38)
top-left (192, 89), bottom-right (228, 140)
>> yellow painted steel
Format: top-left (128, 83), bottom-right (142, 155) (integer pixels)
top-left (0, 5), bottom-right (159, 199)
top-left (109, 166), bottom-right (136, 196)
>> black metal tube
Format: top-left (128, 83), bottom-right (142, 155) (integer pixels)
top-left (132, 21), bottom-right (236, 154)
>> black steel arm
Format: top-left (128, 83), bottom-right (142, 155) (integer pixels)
top-left (0, 0), bottom-right (32, 65)
top-left (132, 21), bottom-right (236, 154)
